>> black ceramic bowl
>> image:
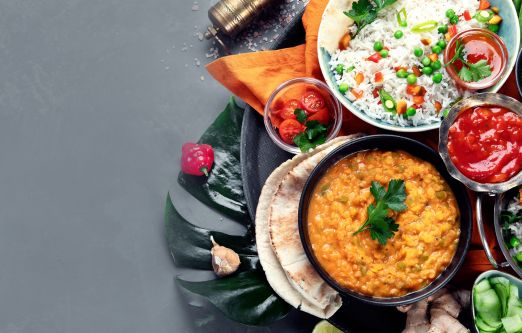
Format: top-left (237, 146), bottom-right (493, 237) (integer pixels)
top-left (515, 49), bottom-right (522, 96)
top-left (298, 135), bottom-right (472, 306)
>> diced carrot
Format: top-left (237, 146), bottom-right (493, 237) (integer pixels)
top-left (374, 72), bottom-right (384, 83)
top-left (479, 0), bottom-right (490, 10)
top-left (448, 25), bottom-right (458, 38)
top-left (421, 38), bottom-right (432, 46)
top-left (351, 88), bottom-right (364, 100)
top-left (367, 53), bottom-right (382, 63)
top-left (339, 33), bottom-right (352, 50)
top-left (394, 66), bottom-right (407, 72)
top-left (434, 101), bottom-right (443, 113)
top-left (412, 66), bottom-right (422, 77)
top-left (413, 96), bottom-right (425, 105)
top-left (429, 54), bottom-right (439, 62)
top-left (355, 72), bottom-right (365, 85)
top-left (406, 85), bottom-right (425, 96)
top-left (396, 100), bottom-right (407, 115)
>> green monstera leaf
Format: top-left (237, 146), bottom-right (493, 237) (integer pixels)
top-left (178, 97), bottom-right (250, 225)
top-left (165, 193), bottom-right (258, 272)
top-left (177, 271), bottom-right (291, 326)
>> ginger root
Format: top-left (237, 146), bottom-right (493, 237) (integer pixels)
top-left (399, 288), bottom-right (470, 333)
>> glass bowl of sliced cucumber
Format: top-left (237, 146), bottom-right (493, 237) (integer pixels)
top-left (472, 270), bottom-right (522, 333)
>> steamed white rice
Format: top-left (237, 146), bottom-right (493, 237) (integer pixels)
top-left (330, 0), bottom-right (487, 126)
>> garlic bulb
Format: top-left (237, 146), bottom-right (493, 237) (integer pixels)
top-left (210, 236), bottom-right (240, 277)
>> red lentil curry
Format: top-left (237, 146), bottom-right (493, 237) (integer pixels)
top-left (308, 150), bottom-right (460, 297)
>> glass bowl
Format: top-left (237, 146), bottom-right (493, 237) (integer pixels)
top-left (264, 78), bottom-right (342, 154)
top-left (438, 93), bottom-right (522, 194)
top-left (444, 28), bottom-right (508, 91)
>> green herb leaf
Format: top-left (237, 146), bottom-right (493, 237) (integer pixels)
top-left (382, 179), bottom-right (408, 212)
top-left (447, 39), bottom-right (493, 83)
top-left (293, 120), bottom-right (329, 153)
top-left (177, 97), bottom-right (250, 225)
top-left (176, 271), bottom-right (291, 326)
top-left (353, 179), bottom-right (407, 245)
top-left (458, 66), bottom-right (473, 82)
top-left (468, 60), bottom-right (492, 80)
top-left (345, 0), bottom-right (396, 35)
top-left (294, 108), bottom-right (307, 124)
top-left (165, 193), bottom-right (258, 271)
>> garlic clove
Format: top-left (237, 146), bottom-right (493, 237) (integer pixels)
top-left (210, 236), bottom-right (241, 277)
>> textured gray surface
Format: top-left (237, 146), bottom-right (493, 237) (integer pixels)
top-left (0, 0), bottom-right (319, 332)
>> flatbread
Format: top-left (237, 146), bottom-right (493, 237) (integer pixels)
top-left (256, 135), bottom-right (360, 318)
top-left (318, 0), bottom-right (355, 55)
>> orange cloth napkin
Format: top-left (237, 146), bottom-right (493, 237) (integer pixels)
top-left (207, 0), bottom-right (522, 286)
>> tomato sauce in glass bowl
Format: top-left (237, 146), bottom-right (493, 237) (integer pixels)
top-left (447, 105), bottom-right (522, 184)
top-left (444, 29), bottom-right (508, 91)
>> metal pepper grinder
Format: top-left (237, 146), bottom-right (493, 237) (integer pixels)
top-left (205, 0), bottom-right (277, 54)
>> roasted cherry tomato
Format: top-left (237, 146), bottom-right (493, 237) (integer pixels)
top-left (308, 108), bottom-right (330, 125)
top-left (279, 119), bottom-right (304, 144)
top-left (278, 99), bottom-right (301, 119)
top-left (301, 90), bottom-right (325, 114)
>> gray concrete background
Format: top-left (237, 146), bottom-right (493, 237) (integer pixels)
top-left (0, 0), bottom-right (317, 332)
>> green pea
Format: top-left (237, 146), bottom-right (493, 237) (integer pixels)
top-left (374, 41), bottom-right (384, 52)
top-left (432, 45), bottom-right (442, 54)
top-left (421, 57), bottom-right (431, 66)
top-left (432, 60), bottom-right (442, 70)
top-left (488, 24), bottom-right (500, 33)
top-left (407, 74), bottom-right (417, 85)
top-left (450, 15), bottom-right (459, 25)
top-left (516, 252), bottom-right (522, 263)
top-left (396, 69), bottom-right (408, 78)
top-left (335, 64), bottom-right (344, 75)
top-left (437, 40), bottom-right (447, 49)
top-left (380, 50), bottom-right (389, 58)
top-left (394, 30), bottom-right (404, 39)
top-left (339, 83), bottom-right (349, 94)
top-left (438, 25), bottom-right (448, 34)
top-left (406, 107), bottom-right (417, 117)
top-left (445, 9), bottom-right (455, 18)
top-left (422, 66), bottom-right (433, 75)
top-left (413, 47), bottom-right (423, 57)
top-left (433, 72), bottom-right (443, 84)
top-left (511, 237), bottom-right (521, 248)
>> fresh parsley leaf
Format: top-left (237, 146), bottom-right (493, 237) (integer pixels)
top-left (353, 179), bottom-right (407, 245)
top-left (344, 0), bottom-right (396, 35)
top-left (447, 39), bottom-right (492, 83)
top-left (294, 108), bottom-right (307, 124)
top-left (293, 119), bottom-right (329, 153)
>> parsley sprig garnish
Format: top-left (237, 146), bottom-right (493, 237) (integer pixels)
top-left (446, 39), bottom-right (492, 83)
top-left (353, 179), bottom-right (407, 245)
top-left (344, 0), bottom-right (397, 35)
top-left (293, 109), bottom-right (328, 153)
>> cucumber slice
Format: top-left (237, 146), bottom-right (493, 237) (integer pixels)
top-left (476, 279), bottom-right (493, 293)
top-left (475, 289), bottom-right (502, 327)
top-left (501, 316), bottom-right (522, 333)
top-left (476, 316), bottom-right (502, 332)
top-left (490, 277), bottom-right (511, 316)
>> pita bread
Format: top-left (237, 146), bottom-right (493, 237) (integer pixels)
top-left (256, 136), bottom-right (360, 318)
top-left (318, 0), bottom-right (355, 55)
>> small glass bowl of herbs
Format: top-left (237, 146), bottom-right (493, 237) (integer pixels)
top-left (264, 78), bottom-right (343, 154)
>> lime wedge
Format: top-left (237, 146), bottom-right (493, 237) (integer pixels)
top-left (312, 320), bottom-right (343, 333)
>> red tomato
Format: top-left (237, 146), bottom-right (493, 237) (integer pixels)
top-left (463, 10), bottom-right (472, 21)
top-left (308, 108), bottom-right (330, 125)
top-left (374, 72), bottom-right (384, 83)
top-left (367, 52), bottom-right (382, 63)
top-left (278, 99), bottom-right (301, 119)
top-left (279, 119), bottom-right (304, 145)
top-left (301, 90), bottom-right (325, 114)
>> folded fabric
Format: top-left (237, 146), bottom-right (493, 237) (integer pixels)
top-left (207, 0), bottom-right (521, 282)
